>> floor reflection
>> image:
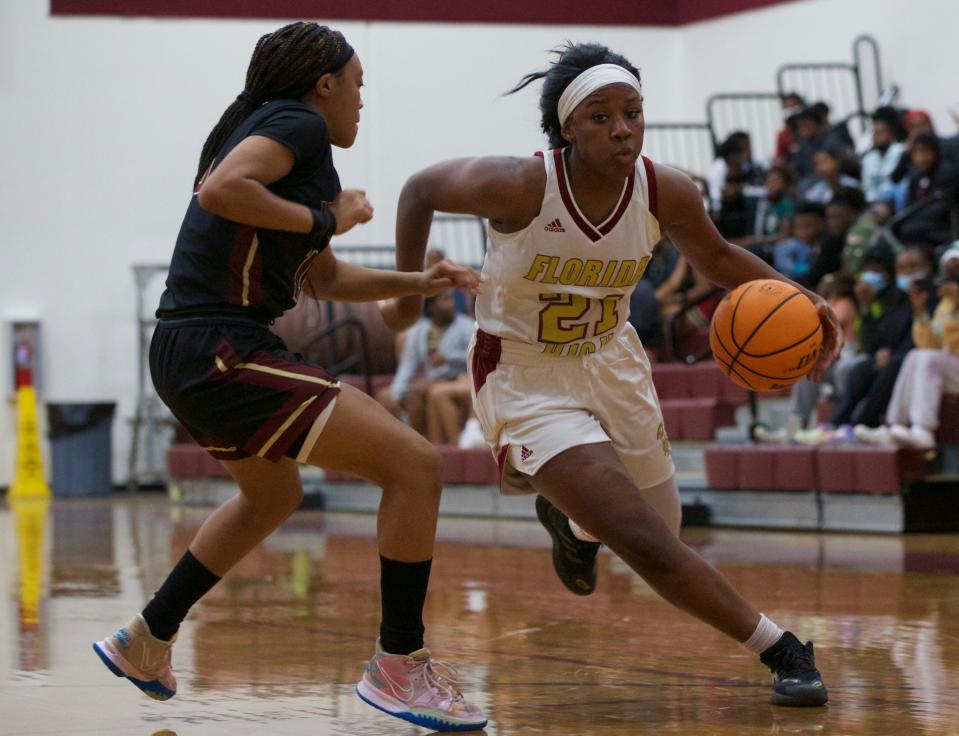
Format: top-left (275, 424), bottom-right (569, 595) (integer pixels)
top-left (1, 496), bottom-right (958, 735)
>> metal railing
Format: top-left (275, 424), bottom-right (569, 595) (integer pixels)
top-left (643, 122), bottom-right (715, 179)
top-left (776, 34), bottom-right (885, 135)
top-left (706, 92), bottom-right (783, 164)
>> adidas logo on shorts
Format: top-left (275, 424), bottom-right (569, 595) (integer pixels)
top-left (544, 218), bottom-right (565, 232)
top-left (521, 446), bottom-right (534, 462)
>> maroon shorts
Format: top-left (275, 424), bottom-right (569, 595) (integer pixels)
top-left (150, 315), bottom-right (340, 461)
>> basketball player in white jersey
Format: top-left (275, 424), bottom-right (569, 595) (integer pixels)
top-left (382, 43), bottom-right (840, 707)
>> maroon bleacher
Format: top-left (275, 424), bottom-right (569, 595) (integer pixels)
top-left (651, 362), bottom-right (747, 441)
top-left (705, 444), bottom-right (927, 495)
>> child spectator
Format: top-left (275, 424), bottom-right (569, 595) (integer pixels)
top-left (739, 165), bottom-right (796, 252)
top-left (861, 107), bottom-right (907, 203)
top-left (773, 202), bottom-right (825, 280)
top-left (856, 246), bottom-right (959, 448)
top-left (802, 147), bottom-right (860, 204)
top-left (376, 289), bottom-right (474, 436)
top-left (804, 187), bottom-right (867, 288)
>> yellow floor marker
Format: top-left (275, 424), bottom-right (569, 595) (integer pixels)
top-left (9, 385), bottom-right (51, 500)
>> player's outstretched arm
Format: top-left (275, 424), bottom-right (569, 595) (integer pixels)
top-left (657, 163), bottom-right (842, 380)
top-left (307, 250), bottom-right (479, 303)
top-left (382, 156), bottom-right (543, 330)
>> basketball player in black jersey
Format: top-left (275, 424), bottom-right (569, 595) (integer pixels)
top-left (92, 23), bottom-right (486, 731)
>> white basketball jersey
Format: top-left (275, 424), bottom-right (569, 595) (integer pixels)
top-left (475, 148), bottom-right (661, 357)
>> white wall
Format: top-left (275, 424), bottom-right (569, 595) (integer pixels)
top-left (0, 0), bottom-right (957, 486)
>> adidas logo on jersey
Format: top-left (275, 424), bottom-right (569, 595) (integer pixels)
top-left (520, 446), bottom-right (534, 462)
top-left (544, 218), bottom-right (565, 232)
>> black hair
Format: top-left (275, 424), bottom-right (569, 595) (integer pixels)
top-left (795, 201), bottom-right (827, 220)
top-left (767, 164), bottom-right (795, 187)
top-left (911, 132), bottom-right (941, 157)
top-left (828, 186), bottom-right (867, 214)
top-left (899, 245), bottom-right (935, 270)
top-left (195, 22), bottom-right (352, 186)
top-left (810, 101), bottom-right (830, 124)
top-left (507, 42), bottom-right (640, 149)
top-left (780, 92), bottom-right (806, 107)
top-left (871, 106), bottom-right (906, 141)
top-left (862, 242), bottom-right (896, 275)
top-left (716, 131), bottom-right (750, 160)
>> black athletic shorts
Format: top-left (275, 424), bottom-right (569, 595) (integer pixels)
top-left (150, 315), bottom-right (340, 462)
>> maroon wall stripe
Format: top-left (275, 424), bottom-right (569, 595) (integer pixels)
top-left (51, 0), bottom-right (799, 25)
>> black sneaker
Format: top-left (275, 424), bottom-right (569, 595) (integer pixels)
top-left (760, 632), bottom-right (829, 707)
top-left (534, 494), bottom-right (600, 596)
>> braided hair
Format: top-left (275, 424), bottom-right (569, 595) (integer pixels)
top-left (195, 21), bottom-right (352, 186)
top-left (507, 42), bottom-right (640, 149)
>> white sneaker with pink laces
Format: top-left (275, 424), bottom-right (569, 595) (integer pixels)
top-left (356, 640), bottom-right (487, 731)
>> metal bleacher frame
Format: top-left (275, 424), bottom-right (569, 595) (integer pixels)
top-left (128, 263), bottom-right (176, 490)
top-left (776, 34), bottom-right (886, 135)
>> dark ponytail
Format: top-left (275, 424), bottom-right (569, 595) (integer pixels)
top-left (194, 21), bottom-right (353, 187)
top-left (507, 42), bottom-right (640, 149)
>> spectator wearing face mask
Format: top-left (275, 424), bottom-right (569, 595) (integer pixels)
top-left (831, 245), bottom-right (913, 427)
top-left (856, 246), bottom-right (959, 448)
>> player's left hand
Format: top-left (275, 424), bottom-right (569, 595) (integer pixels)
top-left (809, 297), bottom-right (843, 383)
top-left (419, 259), bottom-right (481, 296)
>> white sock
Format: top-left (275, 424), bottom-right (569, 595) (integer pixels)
top-left (742, 613), bottom-right (784, 654)
top-left (568, 518), bottom-right (599, 543)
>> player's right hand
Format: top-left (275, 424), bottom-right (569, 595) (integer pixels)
top-left (419, 259), bottom-right (480, 296)
top-left (330, 189), bottom-right (373, 234)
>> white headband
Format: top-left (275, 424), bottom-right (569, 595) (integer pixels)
top-left (557, 63), bottom-right (642, 126)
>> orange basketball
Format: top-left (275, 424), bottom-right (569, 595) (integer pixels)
top-left (709, 279), bottom-right (823, 392)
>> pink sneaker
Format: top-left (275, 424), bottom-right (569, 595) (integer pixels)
top-left (92, 614), bottom-right (177, 700)
top-left (356, 640), bottom-right (487, 731)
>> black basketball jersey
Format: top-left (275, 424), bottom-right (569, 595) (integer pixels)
top-left (157, 100), bottom-right (340, 321)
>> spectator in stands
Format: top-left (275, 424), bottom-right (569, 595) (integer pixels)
top-left (811, 102), bottom-right (856, 157)
top-left (781, 277), bottom-right (862, 434)
top-left (842, 201), bottom-right (900, 276)
top-left (894, 133), bottom-right (959, 248)
top-left (786, 107), bottom-right (822, 182)
top-left (376, 289), bottom-right (473, 436)
top-left (709, 131), bottom-right (763, 238)
top-left (861, 107), bottom-right (906, 203)
top-left (738, 165), bottom-right (795, 256)
top-left (425, 373), bottom-right (474, 446)
top-left (856, 246), bottom-right (959, 449)
top-left (832, 245), bottom-right (913, 428)
top-left (647, 242), bottom-right (721, 353)
top-left (802, 147), bottom-right (861, 204)
top-left (804, 187), bottom-right (867, 289)
top-left (426, 248), bottom-right (470, 314)
top-left (892, 109), bottom-right (959, 176)
top-left (772, 202), bottom-right (825, 281)
top-left (775, 92), bottom-right (806, 165)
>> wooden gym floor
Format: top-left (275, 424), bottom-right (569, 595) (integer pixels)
top-left (2, 496), bottom-right (958, 735)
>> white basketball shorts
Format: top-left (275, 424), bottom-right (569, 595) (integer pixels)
top-left (468, 324), bottom-right (675, 495)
